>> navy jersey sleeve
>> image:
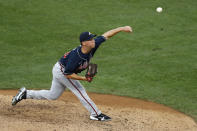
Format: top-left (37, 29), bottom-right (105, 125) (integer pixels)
top-left (95, 36), bottom-right (106, 48)
top-left (91, 36), bottom-right (106, 55)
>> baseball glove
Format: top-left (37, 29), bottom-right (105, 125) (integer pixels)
top-left (85, 63), bottom-right (98, 82)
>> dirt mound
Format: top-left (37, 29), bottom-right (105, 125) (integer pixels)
top-left (0, 90), bottom-right (196, 131)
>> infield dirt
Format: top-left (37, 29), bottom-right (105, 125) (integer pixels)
top-left (0, 90), bottom-right (196, 131)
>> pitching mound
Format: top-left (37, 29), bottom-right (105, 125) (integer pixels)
top-left (0, 90), bottom-right (196, 131)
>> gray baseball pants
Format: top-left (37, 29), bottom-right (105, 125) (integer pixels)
top-left (26, 62), bottom-right (101, 116)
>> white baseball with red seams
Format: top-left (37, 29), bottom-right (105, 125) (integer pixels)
top-left (156, 7), bottom-right (163, 13)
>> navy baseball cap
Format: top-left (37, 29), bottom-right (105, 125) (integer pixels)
top-left (79, 32), bottom-right (96, 42)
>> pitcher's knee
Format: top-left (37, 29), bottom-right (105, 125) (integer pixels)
top-left (48, 93), bottom-right (60, 100)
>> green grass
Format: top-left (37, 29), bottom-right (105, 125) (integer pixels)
top-left (0, 0), bottom-right (197, 121)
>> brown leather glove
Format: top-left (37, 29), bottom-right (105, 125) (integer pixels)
top-left (85, 63), bottom-right (97, 82)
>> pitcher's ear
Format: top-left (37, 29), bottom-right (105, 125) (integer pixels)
top-left (81, 41), bottom-right (86, 46)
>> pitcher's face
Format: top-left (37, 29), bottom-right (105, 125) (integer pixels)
top-left (82, 39), bottom-right (95, 48)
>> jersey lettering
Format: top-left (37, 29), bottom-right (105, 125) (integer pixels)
top-left (78, 61), bottom-right (88, 70)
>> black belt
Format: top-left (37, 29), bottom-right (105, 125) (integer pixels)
top-left (58, 61), bottom-right (65, 68)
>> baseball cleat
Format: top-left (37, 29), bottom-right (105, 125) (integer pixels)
top-left (12, 87), bottom-right (26, 106)
top-left (90, 113), bottom-right (111, 121)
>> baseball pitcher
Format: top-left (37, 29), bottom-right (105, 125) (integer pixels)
top-left (12, 26), bottom-right (132, 121)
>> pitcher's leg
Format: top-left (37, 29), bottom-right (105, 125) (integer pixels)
top-left (66, 79), bottom-right (101, 116)
top-left (26, 77), bottom-right (65, 100)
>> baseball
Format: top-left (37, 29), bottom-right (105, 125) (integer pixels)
top-left (156, 7), bottom-right (163, 13)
